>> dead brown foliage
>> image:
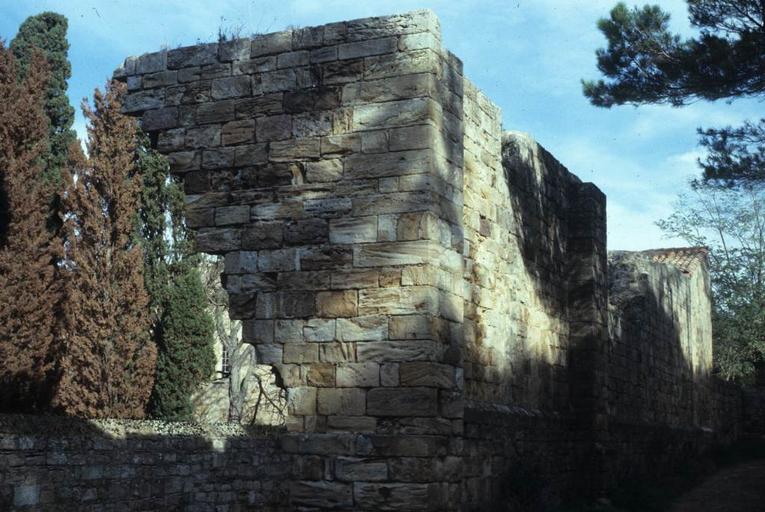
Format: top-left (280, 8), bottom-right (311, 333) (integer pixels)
top-left (52, 81), bottom-right (156, 418)
top-left (0, 42), bottom-right (62, 411)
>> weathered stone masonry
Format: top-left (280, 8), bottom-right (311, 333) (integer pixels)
top-left (0, 9), bottom-right (744, 511)
top-left (118, 10), bottom-right (467, 510)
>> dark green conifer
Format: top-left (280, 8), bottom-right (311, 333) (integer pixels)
top-left (11, 12), bottom-right (76, 186)
top-left (137, 137), bottom-right (215, 420)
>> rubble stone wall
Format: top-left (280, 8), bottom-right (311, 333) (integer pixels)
top-left (0, 9), bottom-right (744, 512)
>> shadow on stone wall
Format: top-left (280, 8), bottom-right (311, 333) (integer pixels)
top-left (0, 413), bottom-right (289, 511)
top-left (460, 133), bottom-right (738, 510)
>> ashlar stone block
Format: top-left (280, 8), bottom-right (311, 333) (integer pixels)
top-left (221, 119), bottom-right (255, 145)
top-left (316, 290), bottom-right (358, 318)
top-left (304, 319), bottom-right (336, 342)
top-left (336, 316), bottom-right (388, 342)
top-left (306, 363), bottom-right (336, 387)
top-left (329, 217), bottom-right (378, 244)
top-left (284, 343), bottom-right (320, 363)
top-left (317, 388), bottom-right (366, 415)
top-left (335, 458), bottom-right (388, 481)
top-left (338, 37), bottom-right (397, 60)
top-left (366, 387), bottom-right (438, 416)
top-left (353, 483), bottom-right (430, 511)
top-left (336, 363), bottom-right (380, 387)
top-left (290, 481), bottom-right (353, 509)
top-left (359, 286), bottom-right (438, 316)
top-left (305, 159), bottom-right (343, 182)
top-left (399, 362), bottom-right (455, 388)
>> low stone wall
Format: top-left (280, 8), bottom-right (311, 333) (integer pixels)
top-left (743, 386), bottom-right (765, 435)
top-left (0, 415), bottom-right (289, 511)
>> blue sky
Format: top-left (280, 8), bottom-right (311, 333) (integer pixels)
top-left (1, 0), bottom-right (757, 250)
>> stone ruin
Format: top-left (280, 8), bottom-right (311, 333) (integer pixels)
top-left (0, 9), bottom-right (743, 512)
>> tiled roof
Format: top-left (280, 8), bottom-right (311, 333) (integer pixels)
top-left (641, 247), bottom-right (708, 275)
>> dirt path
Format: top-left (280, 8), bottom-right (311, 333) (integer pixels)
top-left (669, 459), bottom-right (765, 512)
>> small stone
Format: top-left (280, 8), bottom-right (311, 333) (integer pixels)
top-left (142, 107), bottom-right (178, 131)
top-left (136, 51), bottom-right (167, 74)
top-left (284, 343), bottom-right (319, 363)
top-left (186, 125), bottom-right (222, 148)
top-left (317, 388), bottom-right (366, 415)
top-left (234, 143), bottom-right (268, 166)
top-left (339, 37), bottom-right (397, 60)
top-left (241, 319), bottom-right (274, 343)
top-left (316, 290), bottom-right (358, 318)
top-left (219, 39), bottom-right (250, 62)
top-left (327, 416), bottom-right (377, 432)
top-left (284, 219), bottom-right (329, 245)
top-left (290, 481), bottom-right (353, 509)
top-left (258, 248), bottom-right (297, 272)
top-left (14, 484), bottom-right (39, 507)
top-left (202, 148), bottom-right (235, 169)
top-left (304, 319), bottom-right (336, 342)
top-left (222, 119), bottom-right (255, 145)
top-left (167, 44), bottom-right (217, 69)
top-left (306, 363), bottom-right (336, 387)
top-left (366, 387), bottom-right (438, 416)
top-left (269, 138), bottom-right (321, 161)
top-left (253, 69), bottom-right (297, 94)
top-left (275, 319), bottom-right (305, 342)
top-left (224, 250), bottom-right (258, 273)
top-left (329, 217), bottom-right (378, 244)
top-left (242, 222), bottom-right (283, 249)
top-left (335, 458), bottom-right (388, 481)
top-left (336, 363), bottom-right (380, 387)
top-left (195, 228), bottom-right (240, 253)
top-left (381, 363), bottom-right (399, 386)
top-left (251, 31), bottom-right (293, 57)
top-left (287, 387), bottom-right (317, 415)
top-left (399, 362), bottom-right (455, 388)
top-left (197, 100), bottom-right (235, 124)
top-left (336, 316), bottom-right (387, 342)
top-left (256, 115), bottom-right (293, 142)
top-left (331, 270), bottom-right (379, 290)
top-left (142, 70), bottom-right (177, 89)
top-left (166, 151), bottom-right (200, 172)
top-left (212, 75), bottom-right (251, 99)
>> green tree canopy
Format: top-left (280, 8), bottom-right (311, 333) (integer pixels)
top-left (137, 138), bottom-right (215, 421)
top-left (583, 1), bottom-right (764, 183)
top-left (11, 12), bottom-right (76, 185)
top-left (657, 183), bottom-right (765, 382)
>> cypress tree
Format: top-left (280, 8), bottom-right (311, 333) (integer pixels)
top-left (138, 138), bottom-right (215, 421)
top-left (0, 43), bottom-right (61, 412)
top-left (53, 81), bottom-right (156, 418)
top-left (150, 265), bottom-right (216, 420)
top-left (11, 12), bottom-right (76, 185)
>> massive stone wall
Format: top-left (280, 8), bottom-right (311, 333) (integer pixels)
top-left (0, 9), bottom-right (745, 512)
top-left (114, 10), bottom-right (467, 509)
